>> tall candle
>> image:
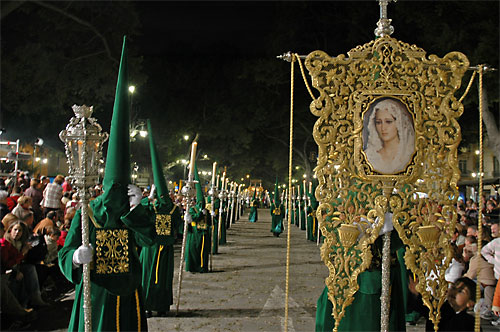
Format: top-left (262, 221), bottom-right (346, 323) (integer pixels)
top-left (211, 162), bottom-right (217, 186)
top-left (216, 174), bottom-right (220, 188)
top-left (221, 172), bottom-right (226, 191)
top-left (303, 180), bottom-right (306, 194)
top-left (188, 142), bottom-right (197, 180)
top-left (309, 181), bottom-right (312, 193)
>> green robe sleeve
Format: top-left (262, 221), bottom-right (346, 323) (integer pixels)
top-left (122, 204), bottom-right (155, 247)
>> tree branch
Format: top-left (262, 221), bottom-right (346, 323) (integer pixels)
top-left (1, 1), bottom-right (26, 20)
top-left (33, 1), bottom-right (118, 64)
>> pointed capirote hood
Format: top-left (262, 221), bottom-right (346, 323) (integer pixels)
top-left (102, 36), bottom-right (131, 191)
top-left (193, 161), bottom-right (205, 209)
top-left (90, 36), bottom-right (132, 227)
top-left (147, 119), bottom-right (173, 208)
top-left (273, 178), bottom-right (280, 205)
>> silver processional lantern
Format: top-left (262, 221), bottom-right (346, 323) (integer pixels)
top-left (59, 105), bottom-right (108, 187)
top-left (59, 104), bottom-right (108, 332)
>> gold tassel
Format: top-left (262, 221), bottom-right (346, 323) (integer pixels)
top-left (201, 235), bottom-right (205, 268)
top-left (155, 245), bottom-right (164, 284)
top-left (135, 289), bottom-right (141, 332)
top-left (116, 295), bottom-right (120, 332)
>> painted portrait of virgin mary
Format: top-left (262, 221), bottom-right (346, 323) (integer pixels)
top-left (363, 98), bottom-right (415, 174)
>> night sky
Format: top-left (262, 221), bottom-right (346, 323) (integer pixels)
top-left (135, 2), bottom-right (278, 57)
top-left (0, 1), bottom-right (498, 185)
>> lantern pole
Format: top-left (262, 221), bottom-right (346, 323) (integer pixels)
top-left (59, 105), bottom-right (108, 332)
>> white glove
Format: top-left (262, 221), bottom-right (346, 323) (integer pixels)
top-left (202, 208), bottom-right (207, 215)
top-left (378, 212), bottom-right (394, 236)
top-left (184, 211), bottom-right (192, 223)
top-left (148, 184), bottom-right (156, 200)
top-left (211, 211), bottom-right (216, 217)
top-left (72, 245), bottom-right (93, 267)
top-left (128, 184), bottom-right (142, 209)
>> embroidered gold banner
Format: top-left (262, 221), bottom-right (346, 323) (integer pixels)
top-left (306, 35), bottom-right (469, 330)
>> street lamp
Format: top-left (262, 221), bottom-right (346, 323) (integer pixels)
top-left (183, 135), bottom-right (190, 141)
top-left (59, 105), bottom-right (108, 332)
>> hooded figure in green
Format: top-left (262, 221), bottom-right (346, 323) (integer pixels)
top-left (299, 184), bottom-right (307, 231)
top-left (306, 181), bottom-right (319, 242)
top-left (184, 162), bottom-right (211, 273)
top-left (270, 179), bottom-right (284, 237)
top-left (294, 185), bottom-right (300, 227)
top-left (248, 188), bottom-right (258, 222)
top-left (58, 37), bottom-right (156, 332)
top-left (139, 120), bottom-right (181, 315)
top-left (315, 187), bottom-right (406, 332)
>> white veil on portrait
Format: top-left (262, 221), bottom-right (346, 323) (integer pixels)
top-left (364, 98), bottom-right (415, 174)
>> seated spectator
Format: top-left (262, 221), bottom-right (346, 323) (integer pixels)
top-left (0, 189), bottom-right (9, 221)
top-left (0, 220), bottom-right (48, 307)
top-left (466, 225), bottom-right (478, 238)
top-left (2, 213), bottom-right (19, 230)
top-left (36, 226), bottom-right (62, 291)
top-left (44, 227), bottom-right (60, 265)
top-left (6, 186), bottom-right (22, 211)
top-left (464, 241), bottom-right (496, 320)
top-left (33, 210), bottom-right (58, 236)
top-left (11, 195), bottom-right (33, 221)
top-left (57, 207), bottom-right (75, 249)
top-left (65, 192), bottom-right (78, 213)
top-left (425, 277), bottom-right (476, 331)
top-left (445, 244), bottom-right (465, 283)
top-left (485, 200), bottom-right (500, 224)
top-left (61, 179), bottom-right (72, 194)
top-left (491, 222), bottom-right (499, 239)
top-left (481, 237), bottom-right (500, 280)
top-left (0, 221), bottom-right (37, 328)
top-left (61, 191), bottom-right (71, 207)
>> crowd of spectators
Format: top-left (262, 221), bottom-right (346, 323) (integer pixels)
top-left (0, 172), bottom-right (76, 330)
top-left (443, 195), bottom-right (500, 326)
top-left (0, 170), bottom-right (499, 330)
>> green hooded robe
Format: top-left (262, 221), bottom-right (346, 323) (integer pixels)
top-left (139, 120), bottom-right (181, 312)
top-left (58, 37), bottom-right (155, 332)
top-left (185, 162), bottom-right (211, 273)
top-left (270, 179), bottom-right (284, 236)
top-left (248, 189), bottom-right (258, 222)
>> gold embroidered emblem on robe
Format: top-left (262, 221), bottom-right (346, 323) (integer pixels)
top-left (156, 214), bottom-right (172, 236)
top-left (95, 228), bottom-right (130, 274)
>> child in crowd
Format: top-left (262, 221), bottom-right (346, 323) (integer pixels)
top-left (426, 277), bottom-right (476, 331)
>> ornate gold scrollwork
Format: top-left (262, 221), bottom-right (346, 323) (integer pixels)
top-left (95, 228), bottom-right (130, 274)
top-left (307, 35), bottom-right (469, 330)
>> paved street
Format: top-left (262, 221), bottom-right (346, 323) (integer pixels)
top-left (148, 208), bottom-right (328, 332)
top-left (30, 208), bottom-right (499, 332)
